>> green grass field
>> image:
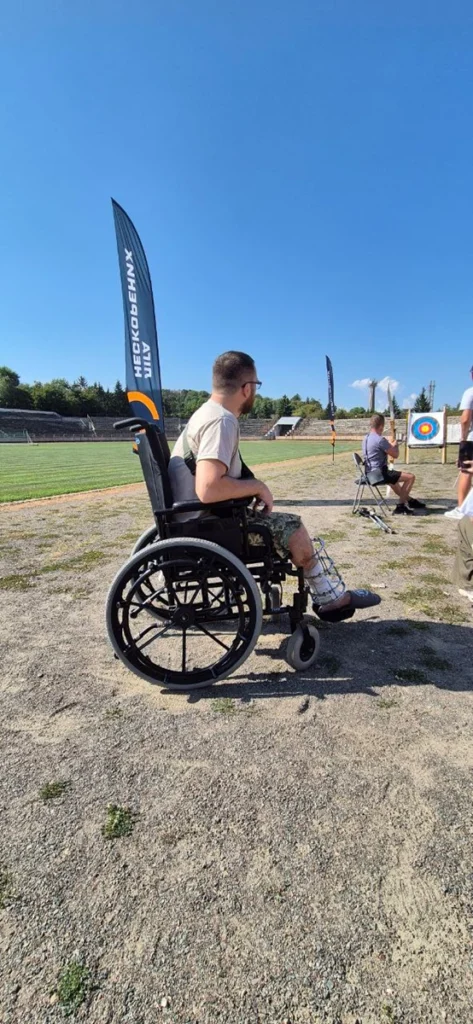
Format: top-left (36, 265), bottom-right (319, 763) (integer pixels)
top-left (0, 439), bottom-right (359, 503)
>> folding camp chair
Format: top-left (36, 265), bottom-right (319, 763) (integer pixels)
top-left (352, 452), bottom-right (392, 518)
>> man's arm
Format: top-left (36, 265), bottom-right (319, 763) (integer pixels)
top-left (460, 408), bottom-right (472, 441)
top-left (385, 441), bottom-right (399, 459)
top-left (195, 459), bottom-right (273, 513)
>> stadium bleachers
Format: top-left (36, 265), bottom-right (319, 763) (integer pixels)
top-left (239, 418), bottom-right (275, 437)
top-left (1, 408), bottom-right (450, 444)
top-left (0, 410), bottom-right (90, 441)
top-left (87, 416), bottom-right (122, 439)
top-left (293, 417), bottom-right (407, 438)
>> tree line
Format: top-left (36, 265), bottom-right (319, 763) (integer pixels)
top-left (0, 368), bottom-right (459, 420)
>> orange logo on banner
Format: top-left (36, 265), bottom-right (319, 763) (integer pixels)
top-left (127, 391), bottom-right (160, 420)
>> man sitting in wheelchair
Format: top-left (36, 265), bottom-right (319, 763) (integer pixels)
top-left (169, 351), bottom-right (380, 623)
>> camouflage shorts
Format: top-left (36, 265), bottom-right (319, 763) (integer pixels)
top-left (247, 510), bottom-right (302, 557)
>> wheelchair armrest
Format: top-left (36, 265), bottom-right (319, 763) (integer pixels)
top-left (171, 500), bottom-right (207, 513)
top-left (171, 497), bottom-right (256, 514)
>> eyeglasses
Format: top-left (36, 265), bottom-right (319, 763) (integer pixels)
top-left (241, 380), bottom-right (262, 390)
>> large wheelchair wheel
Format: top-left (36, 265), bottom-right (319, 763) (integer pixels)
top-left (131, 525), bottom-right (157, 556)
top-left (106, 538), bottom-right (263, 691)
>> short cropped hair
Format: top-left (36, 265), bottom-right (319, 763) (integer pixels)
top-left (212, 351), bottom-right (256, 394)
top-left (371, 413), bottom-right (385, 429)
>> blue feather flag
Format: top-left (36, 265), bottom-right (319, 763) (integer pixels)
top-left (112, 199), bottom-right (164, 427)
top-left (325, 356), bottom-right (336, 462)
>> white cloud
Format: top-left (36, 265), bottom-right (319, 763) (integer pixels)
top-left (402, 393), bottom-right (417, 410)
top-left (378, 376), bottom-right (399, 393)
top-left (350, 378), bottom-right (371, 390)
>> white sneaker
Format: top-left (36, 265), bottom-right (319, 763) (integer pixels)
top-left (444, 507), bottom-right (464, 520)
top-left (458, 589), bottom-right (473, 604)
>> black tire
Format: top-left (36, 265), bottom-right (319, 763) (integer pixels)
top-left (106, 538), bottom-right (263, 691)
top-left (131, 525), bottom-right (158, 556)
top-left (286, 622), bottom-right (320, 671)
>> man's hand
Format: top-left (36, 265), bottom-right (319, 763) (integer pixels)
top-left (253, 481), bottom-right (273, 514)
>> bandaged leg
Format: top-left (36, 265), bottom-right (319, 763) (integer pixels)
top-left (303, 538), bottom-right (346, 606)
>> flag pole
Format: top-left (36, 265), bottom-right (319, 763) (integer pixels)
top-left (387, 383), bottom-right (396, 468)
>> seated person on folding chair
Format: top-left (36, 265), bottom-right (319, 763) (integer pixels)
top-left (169, 351), bottom-right (380, 622)
top-left (363, 414), bottom-right (425, 516)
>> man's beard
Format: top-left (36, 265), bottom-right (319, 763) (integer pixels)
top-left (240, 393), bottom-right (256, 415)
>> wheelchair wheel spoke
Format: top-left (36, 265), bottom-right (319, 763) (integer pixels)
top-left (193, 622), bottom-right (231, 652)
top-left (134, 621), bottom-right (173, 653)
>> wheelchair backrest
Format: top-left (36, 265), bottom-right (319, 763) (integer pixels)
top-left (135, 426), bottom-right (173, 513)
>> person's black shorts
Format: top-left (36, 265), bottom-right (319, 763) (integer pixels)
top-left (459, 440), bottom-right (473, 469)
top-left (381, 466), bottom-right (401, 486)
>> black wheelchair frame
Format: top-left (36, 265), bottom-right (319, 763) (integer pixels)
top-left (105, 417), bottom-right (321, 691)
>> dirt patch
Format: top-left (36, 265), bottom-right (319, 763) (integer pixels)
top-left (1, 453), bottom-right (472, 1023)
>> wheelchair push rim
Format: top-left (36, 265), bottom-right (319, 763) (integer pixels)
top-left (106, 538), bottom-right (263, 691)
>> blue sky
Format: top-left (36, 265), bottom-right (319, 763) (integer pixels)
top-left (1, 0), bottom-right (473, 410)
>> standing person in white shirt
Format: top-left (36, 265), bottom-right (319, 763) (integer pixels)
top-left (445, 366), bottom-right (473, 520)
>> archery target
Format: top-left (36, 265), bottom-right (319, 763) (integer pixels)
top-left (408, 413), bottom-right (444, 446)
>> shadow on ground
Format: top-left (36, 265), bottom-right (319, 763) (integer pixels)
top-left (179, 617), bottom-right (472, 703)
top-left (275, 497), bottom-right (455, 510)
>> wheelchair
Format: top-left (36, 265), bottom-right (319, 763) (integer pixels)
top-left (105, 417), bottom-right (322, 692)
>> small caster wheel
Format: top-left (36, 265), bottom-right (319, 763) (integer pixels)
top-left (286, 622), bottom-right (320, 670)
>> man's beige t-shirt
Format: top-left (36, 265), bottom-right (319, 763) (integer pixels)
top-left (168, 399), bottom-right (242, 520)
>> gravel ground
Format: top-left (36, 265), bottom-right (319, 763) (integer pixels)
top-left (1, 452), bottom-right (472, 1024)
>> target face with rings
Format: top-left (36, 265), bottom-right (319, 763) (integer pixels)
top-left (411, 415), bottom-right (440, 441)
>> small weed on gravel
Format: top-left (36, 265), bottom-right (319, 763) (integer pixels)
top-left (0, 865), bottom-right (13, 908)
top-left (0, 574), bottom-right (35, 591)
top-left (40, 780), bottom-right (71, 801)
top-left (396, 585), bottom-right (467, 624)
top-left (322, 529), bottom-right (347, 543)
top-left (104, 706), bottom-right (124, 719)
top-left (395, 668), bottom-right (429, 684)
top-left (421, 537), bottom-right (452, 556)
top-left (39, 550), bottom-right (107, 574)
top-left (409, 621), bottom-right (430, 631)
top-left (420, 572), bottom-right (449, 586)
top-left (102, 804), bottom-right (136, 840)
top-left (439, 605), bottom-right (469, 625)
top-left (49, 584), bottom-right (92, 601)
top-left (55, 960), bottom-right (91, 1016)
top-left (211, 697), bottom-right (237, 715)
top-left (377, 697), bottom-right (399, 709)
top-left (382, 1005), bottom-right (399, 1022)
